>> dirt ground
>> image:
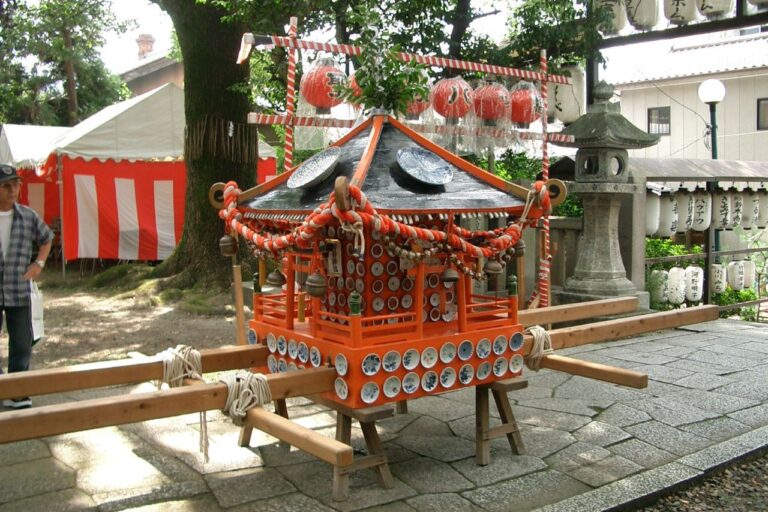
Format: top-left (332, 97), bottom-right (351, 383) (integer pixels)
top-left (0, 272), bottom-right (242, 372)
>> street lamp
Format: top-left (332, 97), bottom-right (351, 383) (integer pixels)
top-left (697, 78), bottom-right (725, 304)
top-left (698, 79), bottom-right (726, 159)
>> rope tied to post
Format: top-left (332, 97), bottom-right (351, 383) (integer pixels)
top-left (154, 345), bottom-right (210, 462)
top-left (219, 371), bottom-right (273, 426)
top-left (524, 325), bottom-right (553, 371)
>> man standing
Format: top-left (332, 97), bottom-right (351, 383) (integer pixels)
top-left (0, 164), bottom-right (53, 409)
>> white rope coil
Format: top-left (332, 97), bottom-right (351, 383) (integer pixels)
top-left (524, 325), bottom-right (553, 371)
top-left (154, 344), bottom-right (209, 462)
top-left (219, 371), bottom-right (273, 426)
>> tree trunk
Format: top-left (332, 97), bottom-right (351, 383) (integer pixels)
top-left (61, 27), bottom-right (79, 126)
top-left (153, 1), bottom-right (257, 288)
top-left (448, 0), bottom-right (472, 61)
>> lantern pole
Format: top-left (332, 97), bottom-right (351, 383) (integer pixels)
top-left (284, 17), bottom-right (298, 173)
top-left (537, 49), bottom-right (552, 308)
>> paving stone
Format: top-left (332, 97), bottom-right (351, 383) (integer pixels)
top-left (393, 435), bottom-right (476, 462)
top-left (677, 437), bottom-right (762, 472)
top-left (713, 378), bottom-right (768, 401)
top-left (524, 371), bottom-right (572, 389)
top-left (702, 343), bottom-right (768, 361)
top-left (568, 353), bottom-right (643, 370)
top-left (92, 481), bottom-right (209, 512)
top-left (376, 412), bottom-right (420, 436)
top-left (738, 341), bottom-right (768, 355)
top-left (595, 404), bottom-right (652, 428)
top-left (390, 458), bottom-right (473, 493)
top-left (624, 421), bottom-right (712, 456)
top-left (77, 452), bottom-right (175, 494)
top-left (517, 426), bottom-right (576, 459)
top-left (533, 462), bottom-right (703, 512)
top-left (639, 380), bottom-right (691, 398)
top-left (728, 403), bottom-right (768, 427)
top-left (665, 359), bottom-right (738, 376)
top-left (399, 415), bottom-right (453, 438)
top-left (441, 387), bottom-right (476, 405)
top-left (0, 488), bottom-right (94, 512)
top-left (607, 439), bottom-right (676, 469)
top-left (406, 396), bottom-right (474, 422)
top-left (662, 334), bottom-right (719, 348)
top-left (569, 454), bottom-right (643, 487)
top-left (292, 411), bottom-right (337, 430)
top-left (665, 388), bottom-right (760, 415)
top-left (516, 398), bottom-right (609, 417)
top-left (673, 372), bottom-right (734, 391)
top-left (513, 406), bottom-right (592, 432)
top-left (573, 421), bottom-right (631, 447)
top-left (230, 492), bottom-right (335, 512)
top-left (406, 493), bottom-right (478, 512)
top-left (260, 443), bottom-right (320, 467)
top-left (462, 470), bottom-right (590, 512)
top-left (0, 458), bottom-right (75, 503)
top-left (553, 376), bottom-right (648, 402)
top-left (47, 428), bottom-right (146, 469)
top-left (109, 495), bottom-right (222, 512)
top-left (629, 365), bottom-right (693, 384)
top-left (622, 397), bottom-right (720, 427)
top-left (684, 350), bottom-right (761, 370)
top-left (357, 501), bottom-right (417, 512)
top-left (0, 440), bottom-right (49, 466)
top-left (545, 442), bottom-right (612, 473)
top-left (206, 467), bottom-right (296, 508)
top-left (278, 460), bottom-right (417, 512)
top-left (505, 385), bottom-right (553, 402)
top-left (625, 341), bottom-right (679, 353)
top-left (655, 346), bottom-right (698, 358)
top-left (678, 416), bottom-right (753, 442)
top-left (602, 351), bottom-right (678, 366)
top-left (452, 453), bottom-right (547, 486)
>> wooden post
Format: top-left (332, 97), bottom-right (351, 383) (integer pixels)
top-left (285, 255), bottom-right (295, 329)
top-left (457, 271), bottom-right (468, 332)
top-left (232, 260), bottom-right (246, 345)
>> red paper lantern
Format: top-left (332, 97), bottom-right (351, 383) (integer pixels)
top-left (405, 92), bottom-right (430, 119)
top-left (473, 83), bottom-right (511, 125)
top-left (300, 63), bottom-right (347, 114)
top-left (510, 86), bottom-right (543, 125)
top-left (431, 76), bottom-right (473, 120)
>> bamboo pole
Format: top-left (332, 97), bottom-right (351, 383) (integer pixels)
top-left (0, 367), bottom-right (335, 444)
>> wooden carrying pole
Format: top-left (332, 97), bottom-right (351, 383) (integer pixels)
top-left (0, 367), bottom-right (336, 444)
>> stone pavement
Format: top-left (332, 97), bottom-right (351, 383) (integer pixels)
top-left (2, 318), bottom-right (768, 512)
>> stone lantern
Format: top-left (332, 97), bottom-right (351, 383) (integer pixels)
top-left (551, 81), bottom-right (659, 303)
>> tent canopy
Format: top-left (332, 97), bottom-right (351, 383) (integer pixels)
top-left (0, 124), bottom-right (69, 169)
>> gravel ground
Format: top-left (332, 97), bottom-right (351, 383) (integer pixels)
top-left (639, 449), bottom-right (768, 511)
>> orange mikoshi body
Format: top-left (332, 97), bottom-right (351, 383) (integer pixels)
top-left (431, 76), bottom-right (474, 120)
top-left (300, 61), bottom-right (347, 113)
top-left (224, 114), bottom-right (553, 409)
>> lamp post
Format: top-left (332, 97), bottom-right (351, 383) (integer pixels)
top-left (698, 78), bottom-right (725, 304)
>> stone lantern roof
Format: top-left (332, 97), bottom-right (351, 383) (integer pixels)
top-left (552, 81), bottom-right (660, 150)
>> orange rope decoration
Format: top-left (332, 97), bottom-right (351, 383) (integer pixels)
top-left (219, 180), bottom-right (551, 259)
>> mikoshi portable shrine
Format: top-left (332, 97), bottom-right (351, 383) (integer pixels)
top-left (0, 19), bottom-right (720, 502)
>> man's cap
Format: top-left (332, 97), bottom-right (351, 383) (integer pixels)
top-left (0, 164), bottom-right (21, 184)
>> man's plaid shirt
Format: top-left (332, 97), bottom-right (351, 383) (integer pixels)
top-left (1, 203), bottom-right (53, 306)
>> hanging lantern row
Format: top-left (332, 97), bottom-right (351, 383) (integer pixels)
top-left (649, 265), bottom-right (704, 304)
top-left (298, 60), bottom-right (554, 126)
top-left (600, 0), bottom-right (743, 33)
top-left (646, 189), bottom-right (768, 237)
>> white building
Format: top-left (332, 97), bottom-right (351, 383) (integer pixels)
top-left (606, 31), bottom-right (768, 161)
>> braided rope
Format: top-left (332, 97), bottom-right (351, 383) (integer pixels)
top-left (524, 325), bottom-right (553, 371)
top-left (219, 371), bottom-right (273, 426)
top-left (154, 345), bottom-right (209, 462)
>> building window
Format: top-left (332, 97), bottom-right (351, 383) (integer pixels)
top-left (647, 107), bottom-right (671, 135)
top-left (758, 98), bottom-right (768, 131)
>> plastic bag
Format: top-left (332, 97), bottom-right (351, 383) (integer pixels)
top-left (31, 280), bottom-right (44, 344)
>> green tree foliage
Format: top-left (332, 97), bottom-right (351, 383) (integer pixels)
top-left (0, 0), bottom-right (131, 126)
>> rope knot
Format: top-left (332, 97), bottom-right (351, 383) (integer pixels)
top-left (219, 371), bottom-right (273, 426)
top-left (524, 325), bottom-right (553, 371)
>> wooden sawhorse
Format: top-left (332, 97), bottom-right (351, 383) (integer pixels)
top-left (238, 396), bottom-right (394, 501)
top-left (475, 377), bottom-right (528, 465)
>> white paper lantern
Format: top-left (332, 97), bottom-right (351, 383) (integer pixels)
top-left (600, 0), bottom-right (629, 33)
top-left (743, 260), bottom-right (756, 289)
top-left (741, 192), bottom-right (759, 230)
top-left (696, 0), bottom-right (733, 18)
top-left (646, 193), bottom-right (661, 236)
top-left (710, 263), bottom-right (728, 293)
top-left (668, 267), bottom-right (687, 305)
top-left (727, 260), bottom-right (746, 291)
top-left (553, 65), bottom-right (585, 125)
top-left (665, 0), bottom-right (698, 24)
top-left (684, 265), bottom-right (704, 302)
top-left (712, 189), bottom-right (731, 230)
top-left (626, 0), bottom-right (660, 30)
top-left (675, 191), bottom-right (694, 232)
top-left (656, 193), bottom-right (678, 237)
top-left (649, 269), bottom-right (669, 304)
top-left (691, 190), bottom-right (712, 232)
top-left (729, 191), bottom-right (743, 229)
top-left (756, 190), bottom-right (768, 229)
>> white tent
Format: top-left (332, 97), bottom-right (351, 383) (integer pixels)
top-left (0, 124), bottom-right (69, 169)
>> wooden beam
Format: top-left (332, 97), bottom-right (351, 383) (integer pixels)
top-left (0, 367), bottom-right (335, 444)
top-left (0, 345), bottom-right (268, 400)
top-left (519, 297), bottom-right (638, 327)
top-left (246, 407), bottom-right (354, 467)
top-left (540, 354), bottom-right (647, 389)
